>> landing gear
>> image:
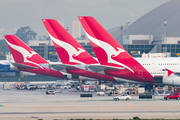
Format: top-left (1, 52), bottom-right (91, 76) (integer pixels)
top-left (145, 81), bottom-right (153, 92)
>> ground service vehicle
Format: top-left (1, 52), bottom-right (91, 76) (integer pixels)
top-left (37, 85), bottom-right (46, 89)
top-left (113, 94), bottom-right (131, 101)
top-left (27, 84), bottom-right (36, 90)
top-left (3, 83), bottom-right (11, 90)
top-left (97, 91), bottom-right (105, 96)
top-left (46, 89), bottom-right (56, 94)
top-left (61, 85), bottom-right (71, 89)
top-left (164, 93), bottom-right (180, 100)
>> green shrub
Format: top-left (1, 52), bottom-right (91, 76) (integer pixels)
top-left (133, 116), bottom-right (140, 120)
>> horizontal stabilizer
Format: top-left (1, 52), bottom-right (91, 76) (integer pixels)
top-left (88, 64), bottom-right (125, 73)
top-left (11, 62), bottom-right (38, 69)
top-left (50, 63), bottom-right (77, 71)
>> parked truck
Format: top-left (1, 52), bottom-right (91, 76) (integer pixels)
top-left (97, 91), bottom-right (105, 96)
top-left (3, 83), bottom-right (11, 90)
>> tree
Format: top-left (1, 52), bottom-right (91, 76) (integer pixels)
top-left (43, 35), bottom-right (51, 41)
top-left (0, 40), bottom-right (10, 54)
top-left (46, 36), bottom-right (51, 40)
top-left (76, 35), bottom-right (86, 40)
top-left (15, 26), bottom-right (37, 43)
top-left (81, 35), bottom-right (86, 40)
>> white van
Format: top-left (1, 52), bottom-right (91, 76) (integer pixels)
top-left (27, 84), bottom-right (36, 90)
top-left (3, 83), bottom-right (11, 90)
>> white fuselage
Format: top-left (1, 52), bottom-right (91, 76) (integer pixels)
top-left (136, 57), bottom-right (180, 85)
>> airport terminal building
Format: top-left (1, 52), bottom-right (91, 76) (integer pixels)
top-left (29, 40), bottom-right (95, 62)
top-left (27, 36), bottom-right (180, 62)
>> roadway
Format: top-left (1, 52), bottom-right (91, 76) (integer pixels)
top-left (0, 84), bottom-right (180, 119)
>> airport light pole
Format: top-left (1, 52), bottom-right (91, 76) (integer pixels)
top-left (164, 21), bottom-right (167, 43)
top-left (163, 21), bottom-right (167, 55)
top-left (120, 26), bottom-right (123, 46)
top-left (125, 21), bottom-right (130, 40)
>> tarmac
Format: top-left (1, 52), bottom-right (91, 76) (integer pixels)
top-left (1, 84), bottom-right (180, 120)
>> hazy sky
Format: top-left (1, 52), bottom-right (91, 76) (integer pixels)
top-left (0, 0), bottom-right (169, 39)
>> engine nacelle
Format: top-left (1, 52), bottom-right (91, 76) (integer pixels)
top-left (154, 75), bottom-right (180, 86)
top-left (163, 76), bottom-right (180, 86)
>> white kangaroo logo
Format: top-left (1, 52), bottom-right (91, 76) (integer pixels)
top-left (48, 34), bottom-right (85, 64)
top-left (5, 40), bottom-right (43, 69)
top-left (85, 32), bottom-right (134, 73)
top-left (73, 48), bottom-right (85, 57)
top-left (112, 47), bottom-right (125, 57)
top-left (27, 51), bottom-right (37, 58)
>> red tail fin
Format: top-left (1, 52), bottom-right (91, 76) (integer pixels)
top-left (42, 19), bottom-right (98, 65)
top-left (4, 35), bottom-right (67, 79)
top-left (79, 16), bottom-right (135, 71)
top-left (79, 16), bottom-right (154, 84)
top-left (4, 35), bottom-right (48, 65)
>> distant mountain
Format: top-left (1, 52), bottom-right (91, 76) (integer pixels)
top-left (108, 0), bottom-right (180, 42)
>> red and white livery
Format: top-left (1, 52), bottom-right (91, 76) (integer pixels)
top-left (4, 35), bottom-right (69, 79)
top-left (79, 16), bottom-right (180, 85)
top-left (42, 19), bottom-right (132, 82)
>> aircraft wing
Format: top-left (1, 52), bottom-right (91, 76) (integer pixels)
top-left (174, 73), bottom-right (180, 76)
top-left (11, 62), bottom-right (38, 69)
top-left (87, 64), bottom-right (125, 73)
top-left (50, 64), bottom-right (77, 71)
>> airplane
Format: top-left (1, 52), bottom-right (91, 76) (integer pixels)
top-left (79, 16), bottom-right (180, 86)
top-left (0, 60), bottom-right (16, 76)
top-left (42, 19), bottom-right (140, 83)
top-left (4, 35), bottom-right (72, 80)
top-left (0, 60), bottom-right (36, 76)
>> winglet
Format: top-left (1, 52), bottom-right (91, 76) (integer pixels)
top-left (42, 19), bottom-right (98, 65)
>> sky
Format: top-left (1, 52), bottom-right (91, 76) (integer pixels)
top-left (0, 0), bottom-right (169, 39)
